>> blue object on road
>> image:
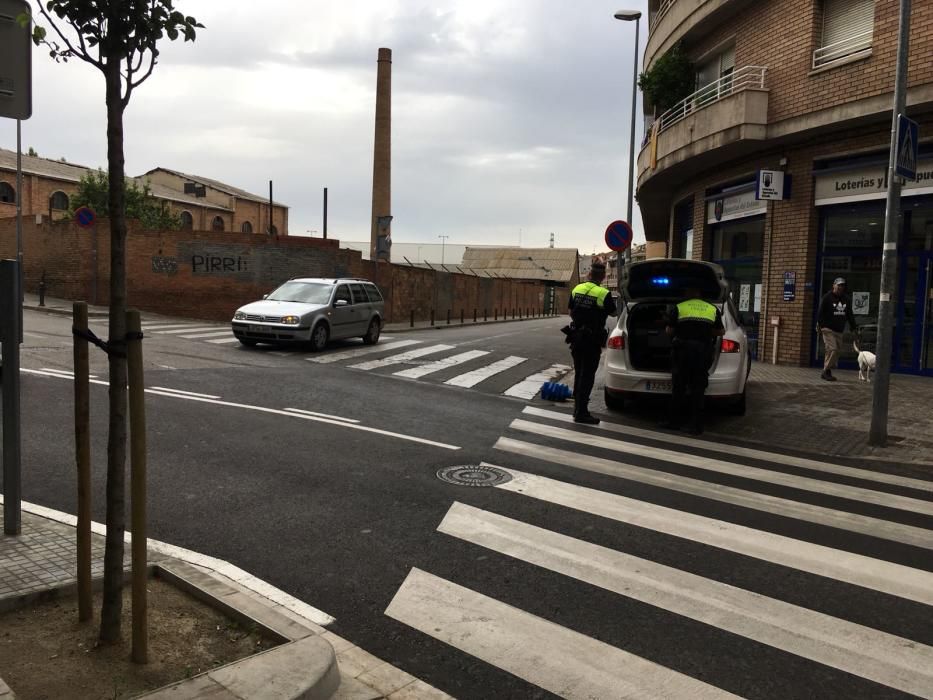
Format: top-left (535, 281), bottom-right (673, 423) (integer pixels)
top-left (541, 382), bottom-right (572, 401)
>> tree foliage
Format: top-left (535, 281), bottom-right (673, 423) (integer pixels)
top-left (638, 43), bottom-right (696, 113)
top-left (72, 169), bottom-right (181, 230)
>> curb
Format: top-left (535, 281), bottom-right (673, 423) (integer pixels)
top-left (23, 304), bottom-right (109, 318)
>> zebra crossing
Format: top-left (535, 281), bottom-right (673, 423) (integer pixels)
top-left (386, 406), bottom-right (933, 699)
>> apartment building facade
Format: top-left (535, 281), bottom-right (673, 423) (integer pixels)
top-left (637, 0), bottom-right (933, 374)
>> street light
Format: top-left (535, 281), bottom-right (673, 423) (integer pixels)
top-left (614, 9), bottom-right (641, 265)
top-left (438, 235), bottom-right (449, 265)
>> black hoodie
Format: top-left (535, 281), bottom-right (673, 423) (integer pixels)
top-left (817, 291), bottom-right (856, 333)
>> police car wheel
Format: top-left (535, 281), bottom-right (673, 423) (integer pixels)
top-left (604, 387), bottom-right (626, 412)
top-left (727, 390), bottom-right (747, 416)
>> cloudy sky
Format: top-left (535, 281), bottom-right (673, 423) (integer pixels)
top-left (8, 0), bottom-right (648, 254)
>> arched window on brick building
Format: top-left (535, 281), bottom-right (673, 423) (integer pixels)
top-left (0, 182), bottom-right (15, 203)
top-left (49, 190), bottom-right (70, 211)
top-left (211, 216), bottom-right (225, 232)
top-left (269, 224), bottom-right (278, 236)
top-left (241, 221), bottom-right (253, 233)
top-left (180, 211), bottom-right (194, 230)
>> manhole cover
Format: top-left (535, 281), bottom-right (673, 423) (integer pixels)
top-left (436, 464), bottom-right (512, 487)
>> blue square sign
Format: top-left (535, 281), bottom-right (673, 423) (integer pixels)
top-left (895, 114), bottom-right (919, 180)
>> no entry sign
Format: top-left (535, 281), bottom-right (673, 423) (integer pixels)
top-left (74, 206), bottom-right (96, 229)
top-left (604, 220), bottom-right (633, 252)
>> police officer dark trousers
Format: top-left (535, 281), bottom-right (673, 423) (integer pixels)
top-left (568, 261), bottom-right (616, 424)
top-left (663, 295), bottom-right (723, 435)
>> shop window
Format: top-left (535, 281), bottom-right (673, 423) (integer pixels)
top-left (906, 200), bottom-right (933, 251)
top-left (241, 221), bottom-right (253, 233)
top-left (49, 191), bottom-right (70, 210)
top-left (180, 211), bottom-right (194, 230)
top-left (814, 0), bottom-right (874, 69)
top-left (211, 216), bottom-right (225, 232)
top-left (0, 182), bottom-right (14, 203)
top-left (710, 215), bottom-right (765, 355)
top-left (822, 202), bottom-right (885, 251)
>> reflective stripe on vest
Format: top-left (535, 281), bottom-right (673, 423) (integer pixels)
top-left (676, 298), bottom-right (717, 323)
top-left (571, 282), bottom-right (609, 308)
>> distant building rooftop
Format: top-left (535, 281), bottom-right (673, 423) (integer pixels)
top-left (461, 247), bottom-right (579, 283)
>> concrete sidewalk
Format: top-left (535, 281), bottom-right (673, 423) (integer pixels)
top-left (0, 502), bottom-right (450, 700)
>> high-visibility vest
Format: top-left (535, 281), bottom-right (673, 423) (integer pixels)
top-left (571, 281), bottom-right (609, 309)
top-left (676, 298), bottom-right (717, 323)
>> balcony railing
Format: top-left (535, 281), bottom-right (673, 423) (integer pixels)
top-left (654, 0), bottom-right (677, 26)
top-left (655, 65), bottom-right (767, 134)
top-left (812, 31), bottom-right (872, 69)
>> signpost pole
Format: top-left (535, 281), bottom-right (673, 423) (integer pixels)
top-left (16, 119), bottom-right (23, 303)
top-left (870, 0), bottom-right (912, 446)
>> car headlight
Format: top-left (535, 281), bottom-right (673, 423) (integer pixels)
top-left (281, 315), bottom-right (300, 325)
top-left (234, 311), bottom-right (247, 320)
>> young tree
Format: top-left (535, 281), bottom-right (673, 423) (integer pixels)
top-left (23, 1), bottom-right (202, 645)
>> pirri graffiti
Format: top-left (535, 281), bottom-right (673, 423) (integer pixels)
top-left (191, 255), bottom-right (250, 274)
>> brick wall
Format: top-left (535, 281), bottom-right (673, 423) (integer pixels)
top-left (0, 217), bottom-right (551, 325)
top-left (688, 0), bottom-right (933, 125)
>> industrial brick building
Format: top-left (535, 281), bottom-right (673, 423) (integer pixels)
top-left (637, 0), bottom-right (933, 375)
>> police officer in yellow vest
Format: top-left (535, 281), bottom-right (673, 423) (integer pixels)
top-left (567, 260), bottom-right (616, 424)
top-left (661, 289), bottom-right (724, 435)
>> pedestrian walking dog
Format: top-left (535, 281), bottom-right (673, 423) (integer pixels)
top-left (854, 341), bottom-right (876, 382)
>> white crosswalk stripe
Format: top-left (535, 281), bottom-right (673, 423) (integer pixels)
top-left (153, 326), bottom-right (226, 335)
top-left (444, 355), bottom-right (528, 388)
top-left (393, 350), bottom-right (490, 379)
top-left (386, 569), bottom-right (740, 700)
top-left (206, 337), bottom-right (240, 344)
top-left (178, 330), bottom-right (235, 340)
top-left (385, 410), bottom-right (933, 697)
top-left (503, 363), bottom-right (571, 399)
top-left (349, 344), bottom-right (455, 371)
top-left (308, 340), bottom-right (422, 364)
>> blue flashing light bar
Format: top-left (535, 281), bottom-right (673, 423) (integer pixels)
top-left (651, 276), bottom-right (671, 286)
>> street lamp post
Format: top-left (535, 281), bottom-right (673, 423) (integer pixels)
top-left (438, 235), bottom-right (449, 265)
top-left (614, 9), bottom-right (642, 266)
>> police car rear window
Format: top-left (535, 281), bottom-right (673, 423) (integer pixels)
top-left (627, 262), bottom-right (722, 300)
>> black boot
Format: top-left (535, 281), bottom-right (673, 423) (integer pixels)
top-left (574, 413), bottom-right (600, 425)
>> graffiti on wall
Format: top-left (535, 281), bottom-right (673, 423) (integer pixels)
top-left (191, 254), bottom-right (250, 274)
top-left (151, 256), bottom-right (178, 274)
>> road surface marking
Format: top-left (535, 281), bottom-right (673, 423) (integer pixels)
top-left (438, 502), bottom-right (933, 699)
top-left (206, 337), bottom-right (240, 344)
top-left (0, 495), bottom-right (336, 627)
top-left (283, 408), bottom-right (360, 424)
top-left (393, 350), bottom-right (490, 379)
top-left (141, 323), bottom-right (204, 331)
top-left (154, 326), bottom-right (226, 335)
top-left (503, 364), bottom-right (571, 399)
top-left (509, 419), bottom-right (933, 517)
top-left (39, 367), bottom-right (98, 379)
top-left (150, 387), bottom-right (221, 400)
top-left (179, 330), bottom-right (236, 340)
top-left (385, 568), bottom-right (739, 700)
top-left (21, 368), bottom-right (108, 386)
top-left (487, 466), bottom-right (933, 606)
top-left (307, 339), bottom-right (421, 364)
top-left (349, 344), bottom-right (454, 371)
top-left (444, 355), bottom-right (528, 388)
top-left (494, 437), bottom-right (933, 550)
top-left (523, 406), bottom-right (933, 494)
top-left (142, 389), bottom-right (460, 450)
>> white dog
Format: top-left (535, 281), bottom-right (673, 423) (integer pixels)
top-left (854, 341), bottom-right (876, 382)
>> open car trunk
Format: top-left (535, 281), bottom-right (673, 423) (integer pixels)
top-left (627, 302), bottom-right (673, 372)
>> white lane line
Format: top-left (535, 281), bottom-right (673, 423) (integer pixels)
top-left (207, 337), bottom-right (241, 344)
top-left (154, 326), bottom-right (226, 335)
top-left (349, 344), bottom-right (454, 371)
top-left (307, 339), bottom-right (421, 364)
top-left (393, 350), bottom-right (490, 379)
top-left (39, 368), bottom-right (98, 379)
top-left (489, 466), bottom-right (933, 606)
top-left (494, 437), bottom-right (933, 550)
top-left (445, 355), bottom-right (528, 388)
top-left (22, 368), bottom-right (110, 386)
top-left (141, 323), bottom-right (203, 331)
top-left (151, 387), bottom-right (221, 400)
top-left (503, 364), bottom-right (571, 399)
top-left (283, 408), bottom-right (360, 424)
top-left (179, 330), bottom-right (236, 340)
top-left (142, 389), bottom-right (460, 450)
top-left (523, 406), bottom-right (933, 494)
top-left (510, 419), bottom-right (933, 517)
top-left (439, 502), bottom-right (933, 699)
top-left (386, 568), bottom-right (739, 700)
top-left (0, 495), bottom-right (335, 627)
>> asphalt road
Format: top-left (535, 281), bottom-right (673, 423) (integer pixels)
top-left (5, 308), bottom-right (933, 699)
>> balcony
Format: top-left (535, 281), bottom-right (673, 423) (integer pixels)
top-left (637, 65), bottom-right (768, 194)
top-left (645, 0), bottom-right (756, 70)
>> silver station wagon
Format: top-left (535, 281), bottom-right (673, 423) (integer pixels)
top-left (231, 277), bottom-right (384, 350)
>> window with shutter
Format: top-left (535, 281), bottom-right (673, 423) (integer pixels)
top-left (815, 0), bottom-right (874, 68)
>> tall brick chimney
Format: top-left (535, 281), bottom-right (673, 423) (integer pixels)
top-left (370, 48), bottom-right (392, 262)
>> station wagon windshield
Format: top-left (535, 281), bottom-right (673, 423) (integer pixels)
top-left (267, 281), bottom-right (333, 304)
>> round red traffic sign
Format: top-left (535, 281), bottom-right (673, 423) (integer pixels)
top-left (74, 206), bottom-right (96, 229)
top-left (605, 220), bottom-right (633, 252)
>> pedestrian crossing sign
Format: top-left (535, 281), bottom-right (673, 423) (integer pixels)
top-left (895, 114), bottom-right (919, 180)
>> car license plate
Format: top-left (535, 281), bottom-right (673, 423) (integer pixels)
top-left (249, 324), bottom-right (270, 333)
top-left (645, 380), bottom-right (672, 392)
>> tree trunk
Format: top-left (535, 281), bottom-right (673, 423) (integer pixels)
top-left (99, 55), bottom-right (128, 646)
